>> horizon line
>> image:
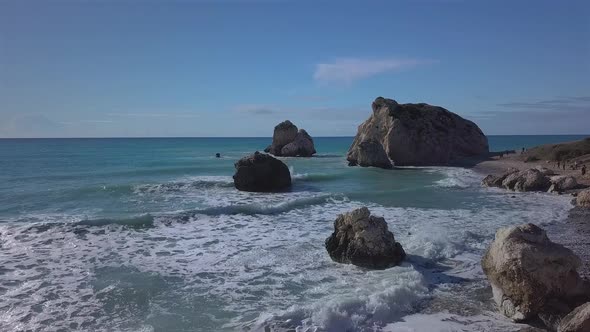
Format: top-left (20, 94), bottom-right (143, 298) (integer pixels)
top-left (1, 134), bottom-right (589, 140)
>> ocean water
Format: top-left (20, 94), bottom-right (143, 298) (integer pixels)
top-left (0, 135), bottom-right (586, 332)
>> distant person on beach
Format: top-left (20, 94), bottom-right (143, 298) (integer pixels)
top-left (521, 147), bottom-right (525, 153)
top-left (583, 165), bottom-right (587, 176)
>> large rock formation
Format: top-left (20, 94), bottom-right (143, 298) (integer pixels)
top-left (347, 97), bottom-right (488, 167)
top-left (233, 152), bottom-right (291, 192)
top-left (325, 207), bottom-right (405, 269)
top-left (482, 168), bottom-right (552, 192)
top-left (481, 224), bottom-right (589, 325)
top-left (265, 121), bottom-right (316, 157)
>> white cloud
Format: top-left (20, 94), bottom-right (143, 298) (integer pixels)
top-left (313, 57), bottom-right (435, 84)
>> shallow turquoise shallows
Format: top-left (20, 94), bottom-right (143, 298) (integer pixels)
top-left (0, 135), bottom-right (586, 331)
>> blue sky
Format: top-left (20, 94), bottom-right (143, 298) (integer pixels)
top-left (0, 0), bottom-right (589, 137)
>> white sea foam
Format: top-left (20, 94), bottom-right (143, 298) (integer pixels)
top-left (0, 166), bottom-right (575, 332)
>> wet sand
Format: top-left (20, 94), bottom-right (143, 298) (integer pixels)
top-left (472, 153), bottom-right (590, 279)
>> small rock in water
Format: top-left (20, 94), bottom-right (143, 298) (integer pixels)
top-left (265, 120), bottom-right (316, 157)
top-left (232, 152), bottom-right (291, 192)
top-left (325, 207), bottom-right (405, 269)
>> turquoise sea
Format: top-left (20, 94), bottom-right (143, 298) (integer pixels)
top-left (0, 135), bottom-right (587, 331)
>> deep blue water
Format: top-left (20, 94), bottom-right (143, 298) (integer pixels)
top-left (0, 135), bottom-right (585, 331)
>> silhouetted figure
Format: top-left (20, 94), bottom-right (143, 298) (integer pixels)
top-left (215, 153), bottom-right (221, 158)
top-left (521, 147), bottom-right (525, 153)
top-left (582, 165), bottom-right (587, 176)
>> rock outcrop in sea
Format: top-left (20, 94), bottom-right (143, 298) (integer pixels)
top-left (233, 152), bottom-right (291, 192)
top-left (347, 97), bottom-right (489, 168)
top-left (265, 120), bottom-right (316, 157)
top-left (325, 207), bottom-right (405, 269)
top-left (481, 223), bottom-right (590, 330)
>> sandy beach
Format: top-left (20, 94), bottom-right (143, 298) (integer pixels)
top-left (472, 152), bottom-right (590, 279)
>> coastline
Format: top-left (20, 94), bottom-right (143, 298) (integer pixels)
top-left (471, 153), bottom-right (590, 279)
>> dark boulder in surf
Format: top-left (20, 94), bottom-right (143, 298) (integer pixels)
top-left (347, 97), bottom-right (489, 167)
top-left (325, 207), bottom-right (405, 269)
top-left (233, 152), bottom-right (291, 192)
top-left (265, 120), bottom-right (316, 157)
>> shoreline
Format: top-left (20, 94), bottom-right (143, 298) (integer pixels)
top-left (471, 153), bottom-right (590, 280)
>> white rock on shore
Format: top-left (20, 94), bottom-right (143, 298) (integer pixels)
top-left (481, 223), bottom-right (589, 324)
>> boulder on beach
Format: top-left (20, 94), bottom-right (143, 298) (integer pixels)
top-left (265, 121), bottom-right (316, 157)
top-left (483, 168), bottom-right (552, 192)
top-left (536, 166), bottom-right (556, 176)
top-left (233, 152), bottom-right (291, 192)
top-left (576, 190), bottom-right (590, 208)
top-left (325, 207), bottom-right (405, 269)
top-left (346, 97), bottom-right (488, 168)
top-left (482, 168), bottom-right (520, 188)
top-left (481, 223), bottom-right (589, 324)
top-left (558, 302), bottom-right (590, 332)
top-left (347, 139), bottom-right (392, 169)
top-left (548, 176), bottom-right (578, 193)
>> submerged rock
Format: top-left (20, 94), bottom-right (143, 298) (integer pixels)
top-left (325, 207), bottom-right (405, 269)
top-left (481, 223), bottom-right (589, 324)
top-left (265, 121), bottom-right (316, 157)
top-left (233, 152), bottom-right (291, 192)
top-left (347, 139), bottom-right (392, 169)
top-left (346, 97), bottom-right (488, 167)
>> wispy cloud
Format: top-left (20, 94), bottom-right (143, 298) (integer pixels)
top-left (233, 104), bottom-right (279, 115)
top-left (313, 57), bottom-right (435, 84)
top-left (107, 112), bottom-right (201, 119)
top-left (59, 120), bottom-right (114, 125)
top-left (497, 96), bottom-right (590, 110)
top-left (472, 96), bottom-right (590, 135)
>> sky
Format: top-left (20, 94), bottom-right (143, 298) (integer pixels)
top-left (0, 0), bottom-right (589, 138)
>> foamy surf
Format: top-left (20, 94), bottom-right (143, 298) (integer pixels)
top-left (0, 137), bottom-right (579, 332)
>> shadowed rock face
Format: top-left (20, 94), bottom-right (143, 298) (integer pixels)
top-left (481, 223), bottom-right (590, 326)
top-left (349, 139), bottom-right (392, 169)
top-left (265, 121), bottom-right (316, 157)
top-left (233, 152), bottom-right (291, 192)
top-left (347, 97), bottom-right (489, 167)
top-left (325, 207), bottom-right (405, 269)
